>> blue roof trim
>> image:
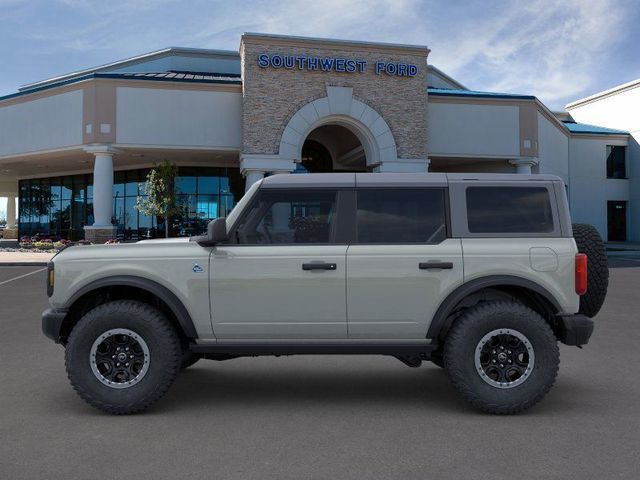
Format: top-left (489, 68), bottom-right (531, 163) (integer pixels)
top-left (0, 72), bottom-right (242, 102)
top-left (428, 87), bottom-right (535, 100)
top-left (118, 71), bottom-right (241, 81)
top-left (562, 121), bottom-right (628, 135)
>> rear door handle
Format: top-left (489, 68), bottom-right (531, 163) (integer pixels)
top-left (419, 262), bottom-right (453, 270)
top-left (302, 262), bottom-right (337, 271)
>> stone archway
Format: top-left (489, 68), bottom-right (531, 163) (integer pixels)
top-left (278, 86), bottom-right (398, 168)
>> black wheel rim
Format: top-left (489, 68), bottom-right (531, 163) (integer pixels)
top-left (474, 329), bottom-right (535, 389)
top-left (90, 329), bottom-right (150, 389)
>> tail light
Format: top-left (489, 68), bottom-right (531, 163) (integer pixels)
top-left (575, 253), bottom-right (587, 295)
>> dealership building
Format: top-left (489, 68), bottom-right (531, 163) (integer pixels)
top-left (0, 33), bottom-right (636, 243)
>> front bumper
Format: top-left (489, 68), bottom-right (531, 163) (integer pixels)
top-left (42, 308), bottom-right (68, 344)
top-left (556, 314), bottom-right (594, 346)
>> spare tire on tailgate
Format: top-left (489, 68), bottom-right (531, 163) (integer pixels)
top-left (572, 223), bottom-right (609, 317)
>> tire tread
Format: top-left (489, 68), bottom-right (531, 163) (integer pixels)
top-left (65, 300), bottom-right (181, 415)
top-left (572, 223), bottom-right (609, 317)
top-left (444, 301), bottom-right (559, 414)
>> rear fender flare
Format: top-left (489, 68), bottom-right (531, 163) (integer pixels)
top-left (426, 275), bottom-right (561, 340)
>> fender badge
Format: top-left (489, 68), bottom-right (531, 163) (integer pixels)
top-left (192, 263), bottom-right (204, 273)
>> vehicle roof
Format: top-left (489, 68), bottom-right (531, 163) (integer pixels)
top-left (260, 172), bottom-right (563, 188)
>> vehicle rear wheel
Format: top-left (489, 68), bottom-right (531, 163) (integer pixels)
top-left (572, 223), bottom-right (609, 317)
top-left (65, 300), bottom-right (181, 414)
top-left (444, 301), bottom-right (559, 414)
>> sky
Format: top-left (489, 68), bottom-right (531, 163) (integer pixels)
top-left (1, 0), bottom-right (640, 218)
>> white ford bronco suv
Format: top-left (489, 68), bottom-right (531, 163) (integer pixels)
top-left (42, 173), bottom-right (608, 414)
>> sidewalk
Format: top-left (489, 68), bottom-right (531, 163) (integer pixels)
top-left (0, 251), bottom-right (55, 266)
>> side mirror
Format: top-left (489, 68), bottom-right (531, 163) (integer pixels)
top-left (208, 217), bottom-right (228, 244)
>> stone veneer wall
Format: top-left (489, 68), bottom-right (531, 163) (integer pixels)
top-left (240, 36), bottom-right (429, 160)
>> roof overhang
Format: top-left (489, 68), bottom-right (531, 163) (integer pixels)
top-left (1, 72), bottom-right (241, 104)
top-left (19, 47), bottom-right (240, 93)
top-left (566, 78), bottom-right (640, 110)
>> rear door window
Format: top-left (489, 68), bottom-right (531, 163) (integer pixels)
top-left (466, 186), bottom-right (554, 233)
top-left (356, 188), bottom-right (447, 243)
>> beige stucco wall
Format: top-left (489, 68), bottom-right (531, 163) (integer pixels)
top-left (568, 85), bottom-right (640, 241)
top-left (0, 179), bottom-right (18, 196)
top-left (569, 136), bottom-right (629, 240)
top-left (427, 102), bottom-right (520, 157)
top-left (0, 90), bottom-right (83, 157)
top-left (537, 111), bottom-right (569, 182)
top-left (116, 87), bottom-right (242, 148)
top-left (240, 35), bottom-right (428, 159)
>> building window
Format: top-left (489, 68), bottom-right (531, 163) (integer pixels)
top-left (18, 175), bottom-right (92, 241)
top-left (18, 166), bottom-right (243, 242)
top-left (606, 145), bottom-right (626, 179)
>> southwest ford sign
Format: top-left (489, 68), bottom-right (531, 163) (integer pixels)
top-left (257, 53), bottom-right (418, 77)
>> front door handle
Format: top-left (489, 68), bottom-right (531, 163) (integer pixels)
top-left (302, 262), bottom-right (337, 271)
top-left (419, 261), bottom-right (453, 270)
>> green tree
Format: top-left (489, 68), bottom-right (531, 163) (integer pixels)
top-left (136, 161), bottom-right (180, 238)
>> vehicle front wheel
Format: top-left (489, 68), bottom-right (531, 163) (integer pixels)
top-left (65, 300), bottom-right (181, 414)
top-left (443, 301), bottom-right (559, 414)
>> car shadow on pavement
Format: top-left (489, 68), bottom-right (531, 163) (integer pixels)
top-left (143, 362), bottom-right (582, 416)
top-left (159, 364), bottom-right (468, 412)
top-left (48, 361), bottom-right (589, 417)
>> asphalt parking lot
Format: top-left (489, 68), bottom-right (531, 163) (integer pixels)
top-left (1, 260), bottom-right (640, 479)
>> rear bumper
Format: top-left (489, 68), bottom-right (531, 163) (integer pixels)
top-left (41, 308), bottom-right (68, 344)
top-left (556, 314), bottom-right (594, 346)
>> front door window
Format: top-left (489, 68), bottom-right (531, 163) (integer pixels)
top-left (234, 190), bottom-right (337, 244)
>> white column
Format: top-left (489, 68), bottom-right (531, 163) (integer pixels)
top-left (83, 146), bottom-right (119, 243)
top-left (6, 195), bottom-right (16, 228)
top-left (269, 170), bottom-right (292, 233)
top-left (243, 170), bottom-right (265, 193)
top-left (509, 158), bottom-right (539, 174)
top-left (91, 151), bottom-right (115, 226)
top-left (240, 154), bottom-right (296, 192)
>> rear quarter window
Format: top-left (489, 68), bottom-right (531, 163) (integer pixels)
top-left (466, 186), bottom-right (554, 234)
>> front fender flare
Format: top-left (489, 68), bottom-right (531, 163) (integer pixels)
top-left (65, 275), bottom-right (198, 338)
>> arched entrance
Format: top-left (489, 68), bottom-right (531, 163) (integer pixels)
top-left (299, 124), bottom-right (367, 173)
top-left (277, 86), bottom-right (400, 173)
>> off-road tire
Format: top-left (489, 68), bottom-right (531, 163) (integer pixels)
top-left (180, 350), bottom-right (201, 370)
top-left (65, 300), bottom-right (181, 414)
top-left (572, 223), bottom-right (609, 317)
top-left (444, 301), bottom-right (559, 414)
